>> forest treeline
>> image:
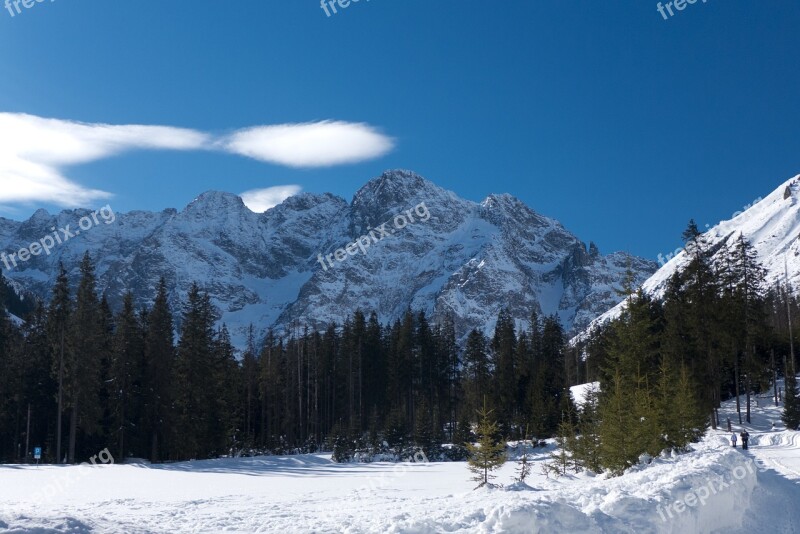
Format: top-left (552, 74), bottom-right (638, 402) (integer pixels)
top-left (0, 220), bottom-right (799, 473)
top-left (0, 253), bottom-right (571, 464)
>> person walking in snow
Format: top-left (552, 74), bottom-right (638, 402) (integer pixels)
top-left (741, 431), bottom-right (750, 450)
top-left (731, 433), bottom-right (737, 448)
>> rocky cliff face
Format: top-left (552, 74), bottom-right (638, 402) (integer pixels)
top-left (0, 170), bottom-right (656, 345)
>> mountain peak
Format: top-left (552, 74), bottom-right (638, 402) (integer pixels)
top-left (186, 191), bottom-right (246, 212)
top-left (352, 169), bottom-right (436, 205)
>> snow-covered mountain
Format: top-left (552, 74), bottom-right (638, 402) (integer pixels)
top-left (0, 170), bottom-right (656, 345)
top-left (581, 173), bottom-right (800, 337)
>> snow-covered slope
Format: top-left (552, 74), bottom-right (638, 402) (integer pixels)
top-left (582, 174), bottom-right (800, 337)
top-left (0, 170), bottom-right (656, 345)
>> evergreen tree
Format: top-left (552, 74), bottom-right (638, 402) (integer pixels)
top-left (466, 399), bottom-right (506, 488)
top-left (66, 253), bottom-right (104, 463)
top-left (572, 384), bottom-right (602, 472)
top-left (448, 410), bottom-right (472, 461)
top-left (491, 309), bottom-right (517, 434)
top-left (598, 371), bottom-right (635, 475)
top-left (142, 278), bottom-right (174, 462)
top-left (173, 283), bottom-right (219, 459)
top-left (463, 329), bottom-right (490, 417)
top-left (413, 398), bottom-right (438, 459)
top-left (47, 264), bottom-right (70, 463)
top-left (547, 395), bottom-right (579, 476)
top-left (783, 371), bottom-right (800, 430)
top-left (515, 429), bottom-right (532, 484)
top-left (213, 325), bottom-right (241, 455)
top-left (110, 292), bottom-right (144, 461)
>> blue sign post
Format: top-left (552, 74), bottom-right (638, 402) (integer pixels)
top-left (33, 447), bottom-right (42, 464)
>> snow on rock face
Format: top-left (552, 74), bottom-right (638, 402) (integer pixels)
top-left (580, 174), bottom-right (800, 340)
top-left (0, 170), bottom-right (655, 345)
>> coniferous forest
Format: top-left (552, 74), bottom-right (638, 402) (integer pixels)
top-left (0, 222), bottom-right (799, 475)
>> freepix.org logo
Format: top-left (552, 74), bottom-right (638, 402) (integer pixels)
top-left (317, 202), bottom-right (430, 271)
top-left (656, 0), bottom-right (709, 21)
top-left (1, 205), bottom-right (116, 272)
top-left (5, 0), bottom-right (56, 18)
top-left (320, 0), bottom-right (370, 18)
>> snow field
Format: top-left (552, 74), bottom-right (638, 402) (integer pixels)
top-left (3, 384), bottom-right (800, 532)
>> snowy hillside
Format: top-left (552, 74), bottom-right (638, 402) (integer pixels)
top-left (581, 173), bottom-right (800, 337)
top-left (0, 170), bottom-right (656, 345)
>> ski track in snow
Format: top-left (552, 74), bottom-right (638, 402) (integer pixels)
top-left (2, 389), bottom-right (800, 533)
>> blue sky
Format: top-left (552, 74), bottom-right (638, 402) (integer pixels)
top-left (0, 0), bottom-right (798, 261)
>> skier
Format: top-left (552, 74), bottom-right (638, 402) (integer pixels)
top-left (731, 433), bottom-right (737, 448)
top-left (741, 431), bottom-right (750, 450)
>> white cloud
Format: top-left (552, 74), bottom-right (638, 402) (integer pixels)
top-left (221, 121), bottom-right (395, 167)
top-left (0, 113), bottom-right (210, 207)
top-left (0, 113), bottom-right (395, 208)
top-left (240, 185), bottom-right (302, 213)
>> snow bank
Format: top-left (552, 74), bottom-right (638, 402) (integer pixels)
top-left (388, 446), bottom-right (757, 534)
top-left (0, 443), bottom-right (762, 533)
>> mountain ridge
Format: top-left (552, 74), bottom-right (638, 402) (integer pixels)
top-left (0, 170), bottom-right (657, 346)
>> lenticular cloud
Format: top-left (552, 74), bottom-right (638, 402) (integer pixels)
top-left (0, 113), bottom-right (395, 207)
top-left (221, 121), bottom-right (395, 168)
top-left (0, 113), bottom-right (211, 207)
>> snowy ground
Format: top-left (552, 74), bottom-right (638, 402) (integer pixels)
top-left (2, 390), bottom-right (799, 533)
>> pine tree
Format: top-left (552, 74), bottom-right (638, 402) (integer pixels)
top-left (384, 406), bottom-right (409, 456)
top-left (213, 325), bottom-right (241, 456)
top-left (173, 283), bottom-right (219, 459)
top-left (547, 396), bottom-right (579, 476)
top-left (47, 264), bottom-right (70, 463)
top-left (447, 410), bottom-right (472, 461)
top-left (783, 372), bottom-right (800, 430)
top-left (598, 370), bottom-right (635, 475)
top-left (491, 309), bottom-right (517, 434)
top-left (413, 398), bottom-right (438, 459)
top-left (66, 253), bottom-right (104, 463)
top-left (142, 278), bottom-right (174, 462)
top-left (466, 399), bottom-right (506, 488)
top-left (463, 329), bottom-right (490, 418)
top-left (515, 432), bottom-right (532, 484)
top-left (573, 384), bottom-right (602, 472)
top-left (111, 292), bottom-right (144, 461)
top-left (667, 362), bottom-right (707, 449)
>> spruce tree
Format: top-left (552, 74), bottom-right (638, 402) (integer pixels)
top-left (67, 253), bottom-right (103, 463)
top-left (515, 430), bottom-right (532, 484)
top-left (173, 283), bottom-right (219, 459)
top-left (463, 329), bottom-right (490, 418)
top-left (573, 384), bottom-right (602, 472)
top-left (142, 278), bottom-right (174, 462)
top-left (783, 371), bottom-right (800, 430)
top-left (111, 292), bottom-right (144, 461)
top-left (47, 264), bottom-right (71, 463)
top-left (466, 399), bottom-right (506, 488)
top-left (413, 398), bottom-right (437, 459)
top-left (547, 395), bottom-right (579, 476)
top-left (598, 371), bottom-right (635, 475)
top-left (491, 309), bottom-right (517, 434)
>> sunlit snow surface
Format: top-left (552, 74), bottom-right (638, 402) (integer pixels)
top-left (2, 384), bottom-right (800, 533)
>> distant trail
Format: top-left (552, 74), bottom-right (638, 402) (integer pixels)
top-left (737, 453), bottom-right (800, 534)
top-left (713, 381), bottom-right (800, 533)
